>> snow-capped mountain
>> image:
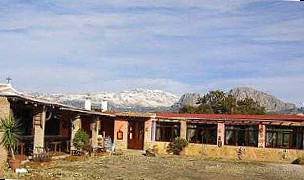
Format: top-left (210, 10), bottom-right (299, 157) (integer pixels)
top-left (27, 87), bottom-right (299, 114)
top-left (28, 88), bottom-right (180, 112)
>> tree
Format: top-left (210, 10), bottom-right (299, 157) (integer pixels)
top-left (179, 105), bottom-right (198, 114)
top-left (235, 97), bottom-right (266, 115)
top-left (180, 90), bottom-right (266, 115)
top-left (196, 104), bottom-right (214, 114)
top-left (197, 90), bottom-right (227, 114)
top-left (224, 94), bottom-right (237, 114)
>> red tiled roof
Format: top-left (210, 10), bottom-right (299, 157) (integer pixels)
top-left (155, 113), bottom-right (304, 122)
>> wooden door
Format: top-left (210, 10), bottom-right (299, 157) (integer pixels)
top-left (128, 121), bottom-right (145, 150)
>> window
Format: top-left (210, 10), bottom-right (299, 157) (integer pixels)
top-left (225, 125), bottom-right (258, 147)
top-left (155, 122), bottom-right (180, 142)
top-left (187, 123), bottom-right (217, 145)
top-left (266, 125), bottom-right (303, 149)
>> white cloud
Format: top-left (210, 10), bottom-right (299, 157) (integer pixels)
top-left (0, 0), bottom-right (303, 106)
top-left (192, 75), bottom-right (304, 106)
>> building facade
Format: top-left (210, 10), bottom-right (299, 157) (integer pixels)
top-left (113, 113), bottom-right (304, 162)
top-left (1, 84), bottom-right (304, 163)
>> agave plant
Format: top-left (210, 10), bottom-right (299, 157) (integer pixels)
top-left (0, 116), bottom-right (22, 160)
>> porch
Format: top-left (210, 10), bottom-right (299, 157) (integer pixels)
top-left (7, 96), bottom-right (115, 159)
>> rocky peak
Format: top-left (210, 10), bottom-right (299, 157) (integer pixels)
top-left (228, 87), bottom-right (296, 112)
top-left (171, 87), bottom-right (297, 113)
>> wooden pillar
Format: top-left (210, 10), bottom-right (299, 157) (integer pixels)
top-left (217, 121), bottom-right (225, 147)
top-left (70, 115), bottom-right (81, 151)
top-left (33, 106), bottom-right (46, 154)
top-left (258, 124), bottom-right (266, 148)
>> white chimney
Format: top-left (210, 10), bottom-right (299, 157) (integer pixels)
top-left (85, 96), bottom-right (92, 111)
top-left (101, 100), bottom-right (108, 112)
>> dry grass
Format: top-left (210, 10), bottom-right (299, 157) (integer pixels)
top-left (2, 150), bottom-right (304, 180)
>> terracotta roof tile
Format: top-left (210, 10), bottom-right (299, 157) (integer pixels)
top-left (156, 113), bottom-right (304, 121)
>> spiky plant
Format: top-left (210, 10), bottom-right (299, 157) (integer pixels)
top-left (0, 117), bottom-right (22, 160)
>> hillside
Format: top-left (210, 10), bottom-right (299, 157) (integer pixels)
top-left (171, 87), bottom-right (297, 113)
top-left (228, 87), bottom-right (296, 112)
top-left (28, 87), bottom-right (298, 113)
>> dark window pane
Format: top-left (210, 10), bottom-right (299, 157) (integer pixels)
top-left (224, 125), bottom-right (258, 147)
top-left (186, 123), bottom-right (217, 145)
top-left (266, 125), bottom-right (303, 149)
top-left (155, 122), bottom-right (180, 142)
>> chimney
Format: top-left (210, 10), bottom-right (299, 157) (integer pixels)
top-left (101, 100), bottom-right (108, 112)
top-left (85, 95), bottom-right (92, 111)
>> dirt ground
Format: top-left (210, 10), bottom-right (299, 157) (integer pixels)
top-left (2, 150), bottom-right (304, 180)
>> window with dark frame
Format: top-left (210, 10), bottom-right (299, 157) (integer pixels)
top-left (266, 125), bottom-right (303, 149)
top-left (225, 125), bottom-right (258, 147)
top-left (187, 123), bottom-right (217, 145)
top-left (155, 122), bottom-right (180, 142)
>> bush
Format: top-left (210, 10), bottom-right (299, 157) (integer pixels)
top-left (73, 129), bottom-right (89, 151)
top-left (152, 145), bottom-right (159, 154)
top-left (144, 148), bottom-right (156, 157)
top-left (168, 138), bottom-right (188, 155)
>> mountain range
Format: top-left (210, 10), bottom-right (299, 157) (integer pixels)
top-left (28, 87), bottom-right (300, 114)
top-left (171, 87), bottom-right (297, 113)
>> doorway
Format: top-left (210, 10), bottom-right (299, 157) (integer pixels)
top-left (127, 121), bottom-right (145, 150)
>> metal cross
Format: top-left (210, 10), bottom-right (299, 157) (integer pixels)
top-left (6, 77), bottom-right (12, 84)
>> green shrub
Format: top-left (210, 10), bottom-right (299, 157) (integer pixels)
top-left (168, 137), bottom-right (188, 155)
top-left (73, 129), bottom-right (89, 150)
top-left (0, 117), bottom-right (22, 160)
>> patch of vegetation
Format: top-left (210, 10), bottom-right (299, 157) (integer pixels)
top-left (167, 138), bottom-right (188, 155)
top-left (73, 129), bottom-right (89, 151)
top-left (0, 116), bottom-right (22, 160)
top-left (144, 148), bottom-right (156, 157)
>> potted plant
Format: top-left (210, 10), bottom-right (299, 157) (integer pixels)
top-left (0, 116), bottom-right (22, 170)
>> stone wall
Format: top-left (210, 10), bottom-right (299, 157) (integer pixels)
top-left (70, 115), bottom-right (81, 151)
top-left (217, 122), bottom-right (224, 147)
top-left (33, 107), bottom-right (46, 153)
top-left (144, 120), bottom-right (152, 150)
top-left (114, 120), bottom-right (128, 150)
top-left (180, 121), bottom-right (187, 139)
top-left (153, 141), bottom-right (304, 163)
top-left (0, 97), bottom-right (10, 166)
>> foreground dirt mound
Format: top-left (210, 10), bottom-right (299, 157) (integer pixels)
top-left (292, 157), bottom-right (304, 164)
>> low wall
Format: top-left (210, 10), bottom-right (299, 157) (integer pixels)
top-left (153, 142), bottom-right (304, 163)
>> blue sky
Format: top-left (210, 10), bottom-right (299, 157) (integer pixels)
top-left (0, 0), bottom-right (303, 106)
